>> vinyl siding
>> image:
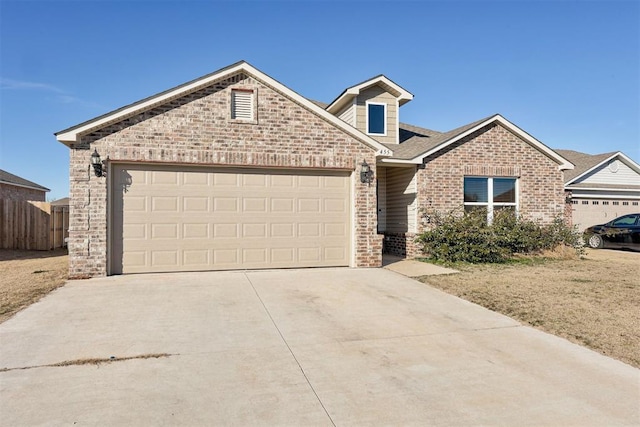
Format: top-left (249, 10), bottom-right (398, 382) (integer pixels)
top-left (377, 168), bottom-right (387, 231)
top-left (384, 167), bottom-right (417, 233)
top-left (337, 103), bottom-right (355, 126)
top-left (355, 86), bottom-right (397, 144)
top-left (575, 159), bottom-right (639, 186)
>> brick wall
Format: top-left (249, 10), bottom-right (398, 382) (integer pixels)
top-left (383, 232), bottom-right (420, 258)
top-left (68, 73), bottom-right (381, 278)
top-left (406, 123), bottom-right (566, 257)
top-left (0, 183), bottom-right (46, 201)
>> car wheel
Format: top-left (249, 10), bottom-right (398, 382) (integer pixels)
top-left (588, 234), bottom-right (604, 249)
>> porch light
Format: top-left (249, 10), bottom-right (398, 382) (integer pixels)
top-left (360, 160), bottom-right (373, 184)
top-left (91, 149), bottom-right (106, 177)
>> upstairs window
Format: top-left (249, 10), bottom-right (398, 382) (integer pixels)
top-left (366, 102), bottom-right (386, 135)
top-left (231, 89), bottom-right (254, 121)
top-left (464, 177), bottom-right (517, 223)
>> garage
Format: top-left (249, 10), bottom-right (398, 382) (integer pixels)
top-left (110, 164), bottom-right (351, 274)
top-left (570, 197), bottom-right (639, 230)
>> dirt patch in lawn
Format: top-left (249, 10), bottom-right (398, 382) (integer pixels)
top-left (419, 249), bottom-right (640, 368)
top-left (0, 249), bottom-right (68, 323)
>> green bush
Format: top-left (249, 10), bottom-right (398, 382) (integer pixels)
top-left (415, 208), bottom-right (583, 263)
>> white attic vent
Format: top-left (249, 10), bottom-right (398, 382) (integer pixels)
top-left (231, 89), bottom-right (254, 120)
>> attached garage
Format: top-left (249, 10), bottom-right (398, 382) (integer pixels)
top-left (110, 164), bottom-right (351, 274)
top-left (55, 61), bottom-right (392, 278)
top-left (557, 150), bottom-right (640, 231)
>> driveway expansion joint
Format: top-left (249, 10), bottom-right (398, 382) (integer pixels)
top-left (244, 272), bottom-right (337, 427)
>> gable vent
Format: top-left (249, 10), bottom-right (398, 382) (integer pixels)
top-left (231, 89), bottom-right (254, 120)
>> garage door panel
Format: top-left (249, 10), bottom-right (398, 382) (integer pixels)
top-left (182, 172), bottom-right (209, 186)
top-left (183, 197), bottom-right (209, 212)
top-left (151, 171), bottom-right (179, 185)
top-left (242, 198), bottom-right (267, 213)
top-left (271, 223), bottom-right (294, 238)
top-left (112, 165), bottom-right (350, 274)
top-left (213, 198), bottom-right (238, 212)
top-left (183, 223), bottom-right (210, 239)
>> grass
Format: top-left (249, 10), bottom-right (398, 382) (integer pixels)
top-left (0, 248), bottom-right (69, 323)
top-left (418, 248), bottom-right (640, 368)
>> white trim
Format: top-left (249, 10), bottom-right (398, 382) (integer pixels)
top-left (56, 61), bottom-right (393, 157)
top-left (349, 170), bottom-right (356, 268)
top-left (565, 186), bottom-right (640, 193)
top-left (395, 99), bottom-right (400, 144)
top-left (366, 101), bottom-right (387, 136)
top-left (567, 192), bottom-right (640, 200)
top-left (380, 158), bottom-right (422, 165)
top-left (326, 75), bottom-right (413, 114)
top-left (352, 98), bottom-right (357, 128)
top-left (464, 176), bottom-right (519, 223)
top-left (565, 152), bottom-right (640, 185)
top-left (406, 115), bottom-right (574, 170)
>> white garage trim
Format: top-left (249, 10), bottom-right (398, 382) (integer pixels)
top-left (109, 163), bottom-right (352, 274)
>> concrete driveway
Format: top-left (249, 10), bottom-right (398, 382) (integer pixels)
top-left (1, 268), bottom-right (638, 426)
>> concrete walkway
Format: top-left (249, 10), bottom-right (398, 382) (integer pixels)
top-left (1, 268), bottom-right (638, 426)
top-left (383, 255), bottom-right (458, 277)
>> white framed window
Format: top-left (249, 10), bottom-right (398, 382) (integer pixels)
top-left (464, 177), bottom-right (517, 223)
top-left (231, 89), bottom-right (254, 121)
top-left (366, 101), bottom-right (386, 135)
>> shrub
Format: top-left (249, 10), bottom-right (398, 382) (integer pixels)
top-left (415, 208), bottom-right (583, 263)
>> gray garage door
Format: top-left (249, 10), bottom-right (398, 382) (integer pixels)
top-left (110, 164), bottom-right (351, 274)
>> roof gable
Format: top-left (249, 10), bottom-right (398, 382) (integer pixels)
top-left (382, 114), bottom-right (574, 171)
top-left (0, 169), bottom-right (50, 192)
top-left (326, 75), bottom-right (413, 115)
top-left (55, 61), bottom-right (392, 157)
top-left (556, 149), bottom-right (640, 187)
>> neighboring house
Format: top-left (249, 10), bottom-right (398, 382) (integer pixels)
top-left (55, 61), bottom-right (573, 278)
top-left (0, 169), bottom-right (49, 201)
top-left (556, 150), bottom-right (640, 230)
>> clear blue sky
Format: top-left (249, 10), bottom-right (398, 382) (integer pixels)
top-left (1, 0), bottom-right (638, 200)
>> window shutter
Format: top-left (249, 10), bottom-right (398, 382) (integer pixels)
top-left (231, 90), bottom-right (254, 120)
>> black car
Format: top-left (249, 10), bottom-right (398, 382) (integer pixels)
top-left (584, 213), bottom-right (640, 251)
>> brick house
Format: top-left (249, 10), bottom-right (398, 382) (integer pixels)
top-left (0, 169), bottom-right (49, 201)
top-left (56, 61), bottom-right (573, 278)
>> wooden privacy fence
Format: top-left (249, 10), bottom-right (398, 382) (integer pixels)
top-left (0, 200), bottom-right (69, 250)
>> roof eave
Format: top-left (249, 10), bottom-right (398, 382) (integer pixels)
top-left (406, 115), bottom-right (575, 171)
top-left (565, 152), bottom-right (640, 185)
top-left (0, 180), bottom-right (50, 192)
top-left (55, 61), bottom-right (393, 157)
top-left (326, 75), bottom-right (414, 114)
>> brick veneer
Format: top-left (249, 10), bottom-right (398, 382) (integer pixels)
top-left (0, 183), bottom-right (46, 201)
top-left (68, 73), bottom-right (381, 278)
top-left (397, 123), bottom-right (566, 258)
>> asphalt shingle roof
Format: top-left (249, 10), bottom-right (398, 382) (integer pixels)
top-left (554, 149), bottom-right (618, 183)
top-left (0, 169), bottom-right (50, 192)
top-left (386, 116), bottom-right (494, 160)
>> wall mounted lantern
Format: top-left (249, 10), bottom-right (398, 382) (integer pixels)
top-left (360, 160), bottom-right (374, 184)
top-left (91, 149), bottom-right (107, 177)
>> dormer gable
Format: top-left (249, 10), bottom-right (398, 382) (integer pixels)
top-left (326, 75), bottom-right (413, 144)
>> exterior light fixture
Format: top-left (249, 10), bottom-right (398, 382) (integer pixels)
top-left (360, 160), bottom-right (373, 184)
top-left (91, 149), bottom-right (106, 177)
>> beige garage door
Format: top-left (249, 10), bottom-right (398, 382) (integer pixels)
top-left (571, 198), bottom-right (640, 231)
top-left (110, 165), bottom-right (351, 274)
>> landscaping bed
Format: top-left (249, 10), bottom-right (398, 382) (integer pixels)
top-left (419, 249), bottom-right (640, 368)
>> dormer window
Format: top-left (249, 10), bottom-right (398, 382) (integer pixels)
top-left (366, 102), bottom-right (386, 135)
